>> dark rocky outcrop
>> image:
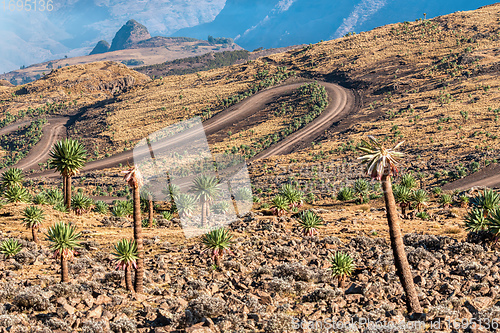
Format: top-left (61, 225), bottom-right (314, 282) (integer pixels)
top-left (109, 19), bottom-right (151, 52)
top-left (89, 40), bottom-right (111, 55)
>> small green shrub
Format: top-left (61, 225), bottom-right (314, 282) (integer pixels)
top-left (465, 208), bottom-right (487, 232)
top-left (32, 192), bottom-right (48, 205)
top-left (71, 193), bottom-right (93, 215)
top-left (439, 194), bottom-right (453, 208)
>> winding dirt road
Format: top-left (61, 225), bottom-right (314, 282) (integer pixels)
top-left (442, 163), bottom-right (500, 190)
top-left (0, 117), bottom-right (69, 173)
top-left (6, 81), bottom-right (356, 178)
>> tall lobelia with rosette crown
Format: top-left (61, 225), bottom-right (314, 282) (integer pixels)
top-left (122, 166), bottom-right (145, 293)
top-left (357, 136), bottom-right (422, 315)
top-left (45, 222), bottom-right (81, 283)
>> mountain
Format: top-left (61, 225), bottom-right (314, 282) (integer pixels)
top-left (0, 0), bottom-right (226, 74)
top-left (109, 20), bottom-right (152, 52)
top-left (0, 19), bottom-right (243, 85)
top-left (90, 41), bottom-right (111, 55)
top-left (173, 0), bottom-right (499, 50)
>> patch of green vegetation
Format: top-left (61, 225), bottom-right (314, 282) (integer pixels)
top-left (227, 82), bottom-right (328, 159)
top-left (121, 59), bottom-right (145, 66)
top-left (0, 101), bottom-right (73, 129)
top-left (0, 119), bottom-right (46, 168)
top-left (136, 50), bottom-right (250, 77)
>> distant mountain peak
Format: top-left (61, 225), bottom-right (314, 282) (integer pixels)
top-left (110, 19), bottom-right (151, 52)
top-left (89, 40), bottom-right (111, 55)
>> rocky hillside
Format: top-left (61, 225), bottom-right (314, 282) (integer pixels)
top-left (0, 198), bottom-right (497, 331)
top-left (1, 4), bottom-right (500, 181)
top-left (0, 62), bottom-right (150, 121)
top-left (73, 3), bottom-right (500, 177)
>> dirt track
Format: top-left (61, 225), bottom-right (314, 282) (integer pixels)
top-left (442, 163), bottom-right (500, 190)
top-left (14, 81), bottom-right (355, 179)
top-left (0, 117), bottom-right (69, 173)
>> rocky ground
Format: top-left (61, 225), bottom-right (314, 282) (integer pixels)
top-left (0, 209), bottom-right (499, 333)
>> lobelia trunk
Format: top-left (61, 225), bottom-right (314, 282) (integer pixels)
top-left (32, 227), bottom-right (38, 243)
top-left (215, 255), bottom-right (221, 268)
top-left (148, 197), bottom-right (153, 228)
top-left (381, 174), bottom-right (422, 314)
top-left (65, 176), bottom-right (72, 212)
top-left (201, 198), bottom-right (207, 226)
top-left (339, 275), bottom-right (346, 288)
top-left (61, 257), bottom-right (69, 283)
top-left (125, 265), bottom-right (134, 292)
top-left (133, 184), bottom-right (144, 293)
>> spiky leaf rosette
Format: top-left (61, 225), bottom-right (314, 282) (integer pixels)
top-left (161, 211), bottom-right (173, 220)
top-left (0, 239), bottom-right (22, 258)
top-left (71, 193), bottom-right (94, 215)
top-left (162, 184), bottom-right (180, 199)
top-left (48, 139), bottom-right (87, 177)
top-left (53, 202), bottom-right (68, 213)
top-left (176, 193), bottom-right (197, 219)
top-left (32, 192), bottom-right (48, 205)
top-left (142, 218), bottom-right (157, 228)
top-left (399, 173), bottom-right (417, 190)
top-left (0, 168), bottom-right (24, 190)
top-left (122, 166), bottom-right (143, 189)
top-left (393, 185), bottom-right (412, 206)
top-left (200, 227), bottom-right (234, 261)
top-left (112, 239), bottom-right (138, 270)
top-left (465, 208), bottom-right (487, 232)
top-left (354, 179), bottom-right (370, 196)
top-left (234, 187), bottom-right (253, 202)
top-left (412, 189), bottom-right (429, 212)
top-left (328, 251), bottom-right (355, 280)
top-left (439, 194), bottom-right (453, 208)
top-left (298, 210), bottom-right (323, 236)
top-left (357, 136), bottom-right (404, 180)
top-left (45, 188), bottom-right (64, 205)
top-left (4, 185), bottom-right (31, 203)
top-left (471, 189), bottom-right (500, 214)
top-left (112, 200), bottom-right (134, 217)
top-left (279, 184), bottom-right (304, 208)
top-left (487, 207), bottom-right (500, 235)
top-left (94, 201), bottom-right (109, 214)
top-left (45, 222), bottom-right (81, 261)
top-left (22, 206), bottom-right (45, 229)
top-left (190, 174), bottom-right (222, 203)
top-left (459, 195), bottom-right (470, 208)
top-left (211, 201), bottom-right (231, 214)
top-left (271, 195), bottom-right (289, 216)
top-left (337, 186), bottom-right (355, 201)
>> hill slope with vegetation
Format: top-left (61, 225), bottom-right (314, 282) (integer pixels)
top-left (1, 4), bottom-right (500, 332)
